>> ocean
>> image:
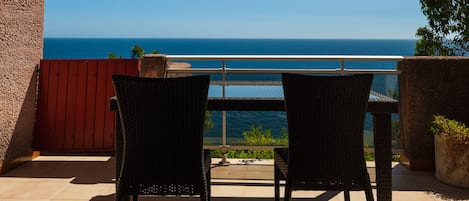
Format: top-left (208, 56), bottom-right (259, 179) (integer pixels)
top-left (43, 38), bottom-right (415, 144)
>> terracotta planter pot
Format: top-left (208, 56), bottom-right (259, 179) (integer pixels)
top-left (434, 135), bottom-right (469, 188)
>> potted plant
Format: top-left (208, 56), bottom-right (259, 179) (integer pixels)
top-left (430, 115), bottom-right (469, 188)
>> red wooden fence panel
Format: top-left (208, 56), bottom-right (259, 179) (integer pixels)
top-left (34, 59), bottom-right (139, 152)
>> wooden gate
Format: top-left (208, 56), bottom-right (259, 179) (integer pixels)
top-left (34, 59), bottom-right (139, 152)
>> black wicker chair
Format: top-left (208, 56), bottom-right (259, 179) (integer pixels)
top-left (112, 75), bottom-right (211, 201)
top-left (275, 73), bottom-right (374, 201)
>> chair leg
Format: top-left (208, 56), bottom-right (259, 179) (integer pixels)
top-left (344, 190), bottom-right (350, 201)
top-left (117, 194), bottom-right (130, 201)
top-left (365, 187), bottom-right (374, 201)
top-left (275, 165), bottom-right (280, 201)
top-left (364, 176), bottom-right (374, 201)
top-left (200, 188), bottom-right (208, 201)
top-left (207, 170), bottom-right (211, 201)
top-left (132, 194), bottom-right (138, 201)
top-left (284, 180), bottom-right (292, 201)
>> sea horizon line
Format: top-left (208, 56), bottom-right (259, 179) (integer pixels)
top-left (44, 37), bottom-right (417, 41)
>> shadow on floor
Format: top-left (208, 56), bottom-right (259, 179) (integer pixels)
top-left (3, 157), bottom-right (469, 200)
top-left (391, 163), bottom-right (469, 200)
top-left (1, 157), bottom-right (116, 184)
top-left (90, 194), bottom-right (339, 201)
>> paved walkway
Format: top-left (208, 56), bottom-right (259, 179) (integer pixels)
top-left (0, 156), bottom-right (468, 201)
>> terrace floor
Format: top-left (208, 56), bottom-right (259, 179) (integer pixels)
top-left (0, 156), bottom-right (468, 201)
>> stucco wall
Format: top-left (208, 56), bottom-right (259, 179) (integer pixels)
top-left (0, 0), bottom-right (44, 173)
top-left (398, 57), bottom-right (469, 170)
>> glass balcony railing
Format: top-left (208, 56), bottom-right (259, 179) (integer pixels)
top-left (165, 55), bottom-right (402, 159)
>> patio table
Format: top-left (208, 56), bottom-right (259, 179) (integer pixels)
top-left (110, 87), bottom-right (397, 201)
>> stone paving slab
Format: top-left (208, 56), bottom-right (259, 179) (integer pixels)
top-left (0, 156), bottom-right (468, 201)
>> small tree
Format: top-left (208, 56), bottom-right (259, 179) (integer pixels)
top-left (108, 52), bottom-right (123, 59)
top-left (131, 44), bottom-right (145, 59)
top-left (130, 44), bottom-right (160, 58)
top-left (108, 52), bottom-right (117, 59)
top-left (415, 0), bottom-right (469, 56)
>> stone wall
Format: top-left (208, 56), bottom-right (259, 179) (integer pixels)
top-left (398, 57), bottom-right (469, 170)
top-left (0, 0), bottom-right (44, 173)
top-left (140, 54), bottom-right (191, 78)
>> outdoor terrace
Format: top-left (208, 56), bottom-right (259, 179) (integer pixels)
top-left (3, 56), bottom-right (469, 201)
top-left (3, 2), bottom-right (469, 201)
top-left (1, 156), bottom-right (468, 201)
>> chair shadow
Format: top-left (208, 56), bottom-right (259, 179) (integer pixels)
top-left (4, 157), bottom-right (469, 201)
top-left (1, 156), bottom-right (116, 184)
top-left (90, 194), bottom-right (337, 201)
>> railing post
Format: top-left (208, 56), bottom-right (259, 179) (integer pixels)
top-left (219, 59), bottom-right (230, 165)
top-left (340, 60), bottom-right (345, 75)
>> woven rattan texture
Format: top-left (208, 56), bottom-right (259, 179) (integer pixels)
top-left (275, 73), bottom-right (374, 201)
top-left (112, 75), bottom-right (211, 201)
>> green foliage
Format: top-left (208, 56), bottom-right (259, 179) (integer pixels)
top-left (209, 149), bottom-right (275, 159)
top-left (242, 125), bottom-right (288, 146)
top-left (209, 126), bottom-right (288, 159)
top-left (130, 44), bottom-right (160, 59)
top-left (392, 154), bottom-right (401, 162)
top-left (204, 112), bottom-right (214, 130)
top-left (109, 44), bottom-right (159, 59)
top-left (364, 152), bottom-right (400, 162)
top-left (391, 119), bottom-right (400, 148)
top-left (415, 0), bottom-right (469, 56)
top-left (210, 149), bottom-right (223, 158)
top-left (108, 52), bottom-right (117, 59)
top-left (364, 152), bottom-right (374, 161)
top-left (210, 125), bottom-right (401, 161)
top-left (227, 150), bottom-right (274, 159)
top-left (277, 128), bottom-right (289, 146)
top-left (242, 125), bottom-right (275, 145)
top-left (430, 115), bottom-right (469, 143)
top-left (415, 27), bottom-right (452, 56)
top-left (210, 149), bottom-right (274, 159)
top-left (108, 52), bottom-right (122, 59)
top-left (212, 150), bottom-right (399, 161)
top-left (233, 126), bottom-right (288, 159)
top-left (386, 89), bottom-right (399, 99)
top-left (131, 44), bottom-right (145, 59)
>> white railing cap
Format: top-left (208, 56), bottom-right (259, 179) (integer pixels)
top-left (166, 55), bottom-right (404, 61)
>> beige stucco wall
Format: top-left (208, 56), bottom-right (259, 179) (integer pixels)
top-left (0, 0), bottom-right (44, 173)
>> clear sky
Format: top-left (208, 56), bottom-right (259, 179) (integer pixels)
top-left (44, 0), bottom-right (427, 39)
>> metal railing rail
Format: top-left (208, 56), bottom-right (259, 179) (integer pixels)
top-left (164, 55), bottom-right (403, 162)
top-left (166, 54), bottom-right (404, 61)
top-left (166, 55), bottom-right (403, 75)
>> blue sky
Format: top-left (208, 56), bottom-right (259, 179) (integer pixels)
top-left (44, 0), bottom-right (427, 39)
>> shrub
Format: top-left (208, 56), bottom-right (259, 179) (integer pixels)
top-left (210, 125), bottom-right (399, 161)
top-left (242, 125), bottom-right (288, 146)
top-left (210, 126), bottom-right (288, 159)
top-left (430, 115), bottom-right (469, 144)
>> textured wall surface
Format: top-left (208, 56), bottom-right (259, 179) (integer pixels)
top-left (0, 0), bottom-right (44, 172)
top-left (140, 54), bottom-right (192, 78)
top-left (398, 57), bottom-right (469, 170)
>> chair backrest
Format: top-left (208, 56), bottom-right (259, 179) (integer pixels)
top-left (282, 73), bottom-right (373, 185)
top-left (112, 75), bottom-right (210, 190)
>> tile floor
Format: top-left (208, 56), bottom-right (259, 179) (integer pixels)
top-left (0, 156), bottom-right (468, 201)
